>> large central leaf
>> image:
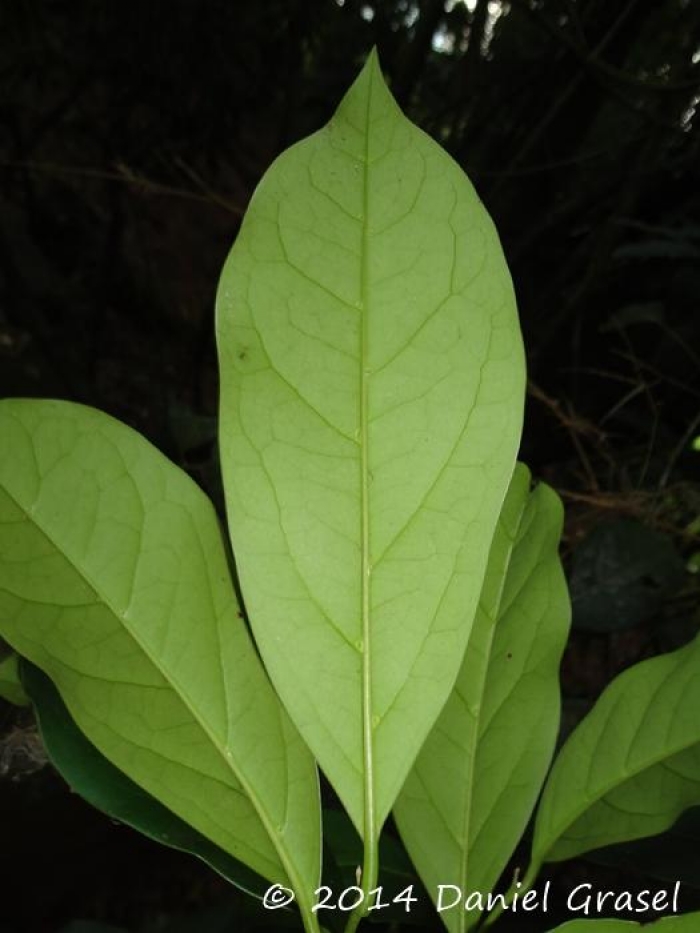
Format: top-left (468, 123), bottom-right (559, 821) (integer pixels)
top-left (217, 51), bottom-right (525, 844)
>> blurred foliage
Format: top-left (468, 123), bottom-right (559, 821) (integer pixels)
top-left (0, 1), bottom-right (699, 931)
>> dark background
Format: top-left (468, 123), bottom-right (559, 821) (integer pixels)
top-left (1, 2), bottom-right (699, 931)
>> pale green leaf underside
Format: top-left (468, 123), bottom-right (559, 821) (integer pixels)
top-left (0, 399), bottom-right (320, 907)
top-left (532, 628), bottom-right (700, 868)
top-left (547, 916), bottom-right (700, 932)
top-left (216, 51), bottom-right (524, 836)
top-left (395, 464), bottom-right (570, 933)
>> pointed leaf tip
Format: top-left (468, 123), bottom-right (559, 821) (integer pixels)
top-left (338, 46), bottom-right (399, 119)
top-left (366, 46), bottom-right (381, 70)
top-left (336, 47), bottom-right (397, 156)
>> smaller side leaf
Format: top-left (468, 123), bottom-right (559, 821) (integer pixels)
top-left (0, 399), bottom-right (321, 927)
top-left (532, 631), bottom-right (700, 871)
top-left (546, 915), bottom-right (700, 932)
top-left (394, 464), bottom-right (570, 933)
top-left (21, 660), bottom-right (267, 897)
top-left (0, 651), bottom-right (29, 706)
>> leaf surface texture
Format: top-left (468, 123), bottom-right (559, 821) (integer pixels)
top-left (216, 50), bottom-right (525, 842)
top-left (0, 399), bottom-right (320, 912)
top-left (533, 628), bottom-right (700, 867)
top-left (395, 464), bottom-right (570, 932)
top-left (22, 660), bottom-right (268, 896)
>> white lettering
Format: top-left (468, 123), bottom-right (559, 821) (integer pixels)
top-left (464, 891), bottom-right (484, 912)
top-left (436, 885), bottom-right (462, 913)
top-left (568, 883), bottom-right (593, 914)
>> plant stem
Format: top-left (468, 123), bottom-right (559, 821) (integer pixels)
top-left (301, 906), bottom-right (324, 933)
top-left (342, 836), bottom-right (379, 933)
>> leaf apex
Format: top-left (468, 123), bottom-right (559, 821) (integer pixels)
top-left (338, 46), bottom-right (395, 128)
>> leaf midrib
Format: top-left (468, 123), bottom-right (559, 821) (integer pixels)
top-left (359, 58), bottom-right (376, 864)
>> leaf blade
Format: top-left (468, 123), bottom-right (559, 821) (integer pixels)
top-left (216, 50), bottom-right (524, 847)
top-left (21, 659), bottom-right (268, 897)
top-left (394, 464), bottom-right (570, 932)
top-left (532, 630), bottom-right (700, 870)
top-left (0, 399), bottom-right (320, 916)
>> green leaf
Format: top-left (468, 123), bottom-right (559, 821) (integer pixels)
top-left (0, 651), bottom-right (29, 705)
top-left (0, 399), bottom-right (321, 926)
top-left (21, 660), bottom-right (268, 898)
top-left (531, 630), bottom-right (700, 871)
top-left (216, 46), bottom-right (524, 866)
top-left (546, 915), bottom-right (700, 932)
top-left (394, 464), bottom-right (570, 932)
